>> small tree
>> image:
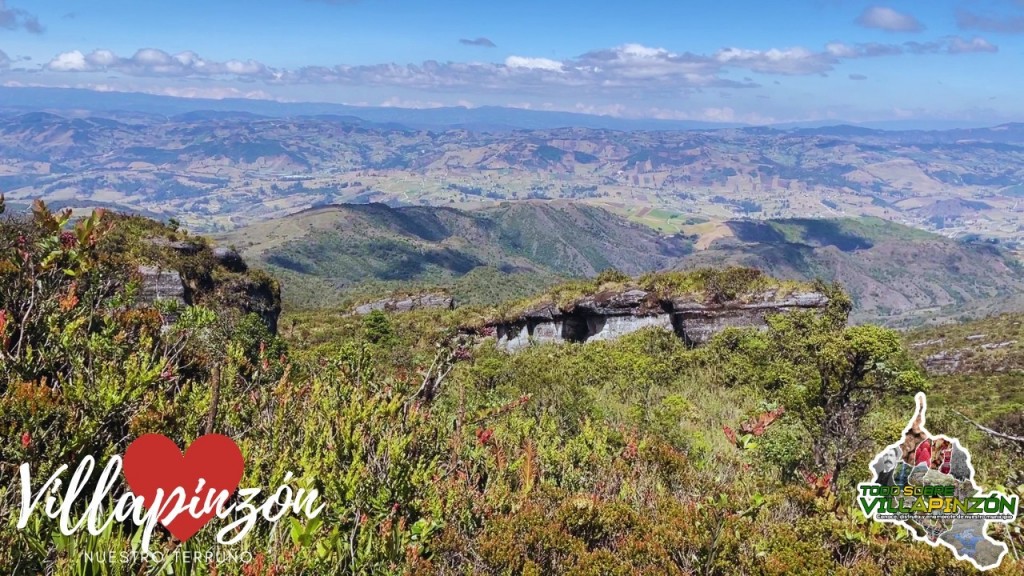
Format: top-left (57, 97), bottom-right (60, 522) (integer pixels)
top-left (768, 316), bottom-right (925, 493)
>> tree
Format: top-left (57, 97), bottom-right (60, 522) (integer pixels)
top-left (793, 323), bottom-right (925, 493)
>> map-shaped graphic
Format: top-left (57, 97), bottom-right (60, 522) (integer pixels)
top-left (859, 393), bottom-right (1018, 571)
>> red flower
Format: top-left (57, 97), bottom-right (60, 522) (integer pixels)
top-left (59, 231), bottom-right (77, 249)
top-left (476, 428), bottom-right (494, 445)
top-left (723, 425), bottom-right (737, 446)
top-left (160, 365), bottom-right (176, 381)
top-left (21, 431), bottom-right (31, 449)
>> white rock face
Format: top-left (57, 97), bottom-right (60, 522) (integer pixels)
top-left (137, 265), bottom-right (188, 325)
top-left (585, 314), bottom-right (674, 342)
top-left (487, 289), bottom-right (830, 351)
top-left (495, 314), bottom-right (676, 351)
top-left (138, 265), bottom-right (186, 306)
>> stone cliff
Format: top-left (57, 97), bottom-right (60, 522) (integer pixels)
top-left (137, 238), bottom-right (281, 333)
top-left (472, 285), bottom-right (829, 351)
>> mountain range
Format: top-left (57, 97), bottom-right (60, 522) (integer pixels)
top-left (2, 99), bottom-right (1024, 244)
top-left (3, 86), bottom-right (1024, 324)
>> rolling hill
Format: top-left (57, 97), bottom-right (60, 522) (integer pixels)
top-left (676, 217), bottom-right (1024, 325)
top-left (217, 201), bottom-right (693, 308)
top-left (218, 203), bottom-right (1024, 323)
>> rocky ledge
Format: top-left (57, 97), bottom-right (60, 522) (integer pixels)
top-left (353, 293), bottom-right (455, 315)
top-left (138, 238), bottom-right (281, 332)
top-left (474, 288), bottom-right (829, 351)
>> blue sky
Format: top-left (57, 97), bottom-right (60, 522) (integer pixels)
top-left (1, 0), bottom-right (1022, 124)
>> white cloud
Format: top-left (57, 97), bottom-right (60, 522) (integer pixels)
top-left (571, 102), bottom-right (628, 117)
top-left (856, 6), bottom-right (924, 33)
top-left (132, 48), bottom-right (173, 67)
top-left (87, 49), bottom-right (118, 67)
top-left (574, 44), bottom-right (723, 83)
top-left (947, 36), bottom-right (998, 54)
top-left (379, 96), bottom-right (445, 108)
top-left (905, 36), bottom-right (999, 55)
top-left (714, 46), bottom-right (833, 75)
top-left (48, 50), bottom-right (89, 72)
top-left (825, 42), bottom-right (859, 58)
top-left (142, 86), bottom-right (276, 100)
top-left (504, 56), bottom-right (563, 72)
top-left (45, 48), bottom-right (273, 78)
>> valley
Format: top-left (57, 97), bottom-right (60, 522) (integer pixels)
top-left (1, 107), bottom-right (1024, 245)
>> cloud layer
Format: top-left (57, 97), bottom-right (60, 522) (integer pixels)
top-left (22, 35), bottom-right (997, 101)
top-left (856, 6), bottom-right (924, 32)
top-left (46, 48), bottom-right (273, 79)
top-left (0, 0), bottom-right (43, 33)
top-left (459, 37), bottom-right (496, 48)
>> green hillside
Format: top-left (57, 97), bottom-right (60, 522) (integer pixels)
top-left (219, 201), bottom-right (693, 308)
top-left (678, 217), bottom-right (1024, 326)
top-left (904, 314), bottom-right (1024, 490)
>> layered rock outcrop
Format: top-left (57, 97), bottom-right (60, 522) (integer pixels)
top-left (138, 265), bottom-right (188, 324)
top-left (137, 238), bottom-right (281, 333)
top-left (353, 293), bottom-right (455, 315)
top-left (479, 288), bottom-right (829, 351)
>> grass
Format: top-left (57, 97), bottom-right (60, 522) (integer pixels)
top-left (905, 312), bottom-right (1024, 430)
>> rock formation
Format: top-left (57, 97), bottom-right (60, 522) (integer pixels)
top-left (137, 237), bottom-right (281, 333)
top-left (137, 265), bottom-right (188, 324)
top-left (476, 288), bottom-right (829, 351)
top-left (353, 293), bottom-right (455, 315)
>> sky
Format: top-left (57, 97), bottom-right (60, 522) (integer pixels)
top-left (0, 0), bottom-right (1022, 124)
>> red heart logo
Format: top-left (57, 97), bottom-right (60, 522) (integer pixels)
top-left (123, 434), bottom-right (244, 542)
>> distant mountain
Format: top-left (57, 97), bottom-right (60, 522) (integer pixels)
top-left (676, 217), bottom-right (1024, 325)
top-left (3, 86), bottom-right (1015, 132)
top-left (4, 108), bottom-right (1024, 242)
top-left (217, 201), bottom-right (693, 307)
top-left (0, 86), bottom-right (739, 131)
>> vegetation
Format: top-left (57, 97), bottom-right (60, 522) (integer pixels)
top-left (681, 217), bottom-right (1024, 326)
top-left (1, 203), bottom-right (1022, 574)
top-left (905, 313), bottom-right (1024, 488)
top-left (217, 202), bottom-right (692, 310)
